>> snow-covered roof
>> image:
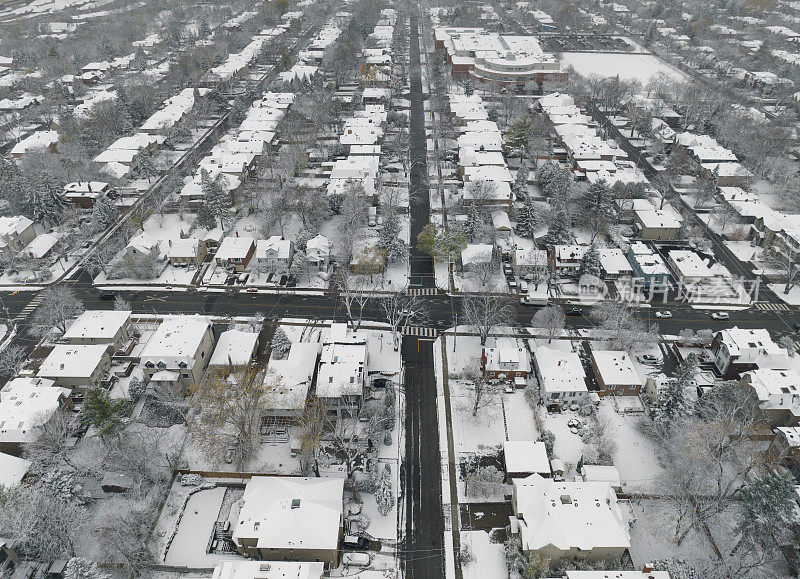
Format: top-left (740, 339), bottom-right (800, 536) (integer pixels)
top-left (316, 330), bottom-right (367, 399)
top-left (232, 476), bottom-right (345, 551)
top-left (565, 572), bottom-right (669, 579)
top-left (166, 237), bottom-right (200, 260)
top-left (598, 248), bottom-right (633, 276)
top-left (306, 234), bottom-right (332, 260)
top-left (140, 317), bottom-right (211, 368)
top-left (0, 377), bottom-right (70, 444)
top-left (776, 426), bottom-right (800, 448)
top-left (580, 464), bottom-right (621, 487)
top-left (675, 132), bottom-right (738, 163)
top-left (211, 561), bottom-right (324, 579)
top-left (484, 337), bottom-right (530, 374)
top-left (533, 345), bottom-right (587, 393)
top-left (666, 249), bottom-right (729, 280)
top-left (744, 367), bottom-right (800, 416)
top-left (513, 474), bottom-right (629, 553)
top-left (627, 242), bottom-right (670, 276)
top-left (504, 440), bottom-right (550, 475)
top-left (215, 236), bottom-right (255, 261)
top-left (717, 328), bottom-right (784, 363)
top-left (38, 345), bottom-right (109, 379)
top-left (267, 342), bottom-right (320, 412)
top-left (209, 330), bottom-right (259, 367)
top-left (10, 130), bottom-right (58, 155)
top-left (63, 310), bottom-right (131, 342)
top-left (591, 350), bottom-right (642, 387)
top-left (0, 215), bottom-right (33, 240)
top-left (0, 452), bottom-right (30, 487)
top-left (256, 236), bottom-right (292, 261)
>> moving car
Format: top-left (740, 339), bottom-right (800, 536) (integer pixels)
top-left (654, 310), bottom-right (672, 319)
top-left (99, 291), bottom-right (117, 300)
top-left (710, 311), bottom-right (730, 320)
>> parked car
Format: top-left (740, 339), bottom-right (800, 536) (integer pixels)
top-left (99, 291), bottom-right (116, 300)
top-left (504, 383), bottom-right (515, 393)
top-left (710, 311), bottom-right (730, 320)
top-left (638, 354), bottom-right (658, 363)
top-left (654, 310), bottom-right (672, 318)
top-left (566, 307), bottom-right (583, 316)
top-left (519, 281), bottom-right (528, 294)
top-left (342, 553), bottom-right (371, 567)
top-left (507, 278), bottom-right (517, 289)
top-left (343, 535), bottom-right (371, 550)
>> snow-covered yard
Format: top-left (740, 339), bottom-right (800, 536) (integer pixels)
top-left (558, 52), bottom-right (688, 83)
top-left (597, 402), bottom-right (662, 492)
top-left (461, 531), bottom-right (506, 579)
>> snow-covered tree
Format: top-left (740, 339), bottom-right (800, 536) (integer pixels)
top-left (271, 327), bottom-right (292, 358)
top-left (200, 169), bottom-right (230, 228)
top-left (514, 199), bottom-right (539, 238)
top-left (23, 176), bottom-right (70, 226)
top-left (64, 557), bottom-right (108, 579)
top-left (195, 203), bottom-right (216, 230)
top-left (134, 151), bottom-right (158, 183)
top-left (0, 343), bottom-right (26, 377)
top-left (504, 116), bottom-right (533, 158)
top-left (463, 293), bottom-right (514, 347)
top-left (532, 305), bottom-right (565, 343)
top-left (779, 335), bottom-right (796, 357)
top-left (231, 96), bottom-right (247, 123)
top-left (377, 212), bottom-right (406, 263)
top-left (30, 286), bottom-right (84, 336)
top-left (577, 244), bottom-right (602, 279)
top-left (375, 464), bottom-right (395, 515)
top-left (581, 180), bottom-right (614, 242)
top-left (651, 355), bottom-right (698, 429)
top-left (465, 463), bottom-right (503, 497)
top-left (513, 165), bottom-right (529, 201)
top-left (538, 429), bottom-right (555, 458)
top-left (542, 210), bottom-right (573, 245)
top-left (90, 195), bottom-right (120, 233)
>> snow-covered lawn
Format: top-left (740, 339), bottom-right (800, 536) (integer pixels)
top-left (461, 531), bottom-right (506, 579)
top-left (769, 283), bottom-right (800, 305)
top-left (723, 240), bottom-right (761, 263)
top-left (629, 499), bottom-right (718, 573)
top-left (542, 410), bottom-right (586, 474)
top-left (449, 379), bottom-right (507, 454)
top-left (503, 389), bottom-right (540, 441)
top-left (597, 402), bottom-right (662, 492)
top-left (559, 52), bottom-right (688, 83)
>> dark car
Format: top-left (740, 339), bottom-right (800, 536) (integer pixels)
top-left (566, 307), bottom-right (583, 316)
top-left (342, 535), bottom-right (371, 550)
top-left (99, 291), bottom-right (117, 300)
top-left (794, 322), bottom-right (800, 333)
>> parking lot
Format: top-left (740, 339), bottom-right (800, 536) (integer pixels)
top-left (540, 34), bottom-right (634, 53)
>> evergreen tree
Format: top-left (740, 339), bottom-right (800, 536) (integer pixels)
top-left (134, 151), bottom-right (158, 183)
top-left (231, 96), bottom-right (247, 123)
top-left (377, 212), bottom-right (406, 263)
top-left (463, 78), bottom-right (474, 96)
top-left (542, 211), bottom-right (573, 245)
top-left (196, 203), bottom-right (216, 230)
top-left (24, 174), bottom-right (70, 225)
top-left (577, 244), bottom-right (602, 279)
top-left (536, 161), bottom-right (561, 190)
top-left (90, 195), bottom-right (120, 233)
top-left (375, 464), bottom-right (395, 515)
top-left (64, 557), bottom-right (108, 579)
top-left (200, 169), bottom-right (229, 228)
top-left (81, 388), bottom-right (130, 441)
top-left (513, 165), bottom-right (529, 201)
top-left (514, 199), bottom-right (540, 238)
top-left (733, 471), bottom-right (797, 556)
top-left (651, 354), bottom-right (698, 428)
top-left (504, 116), bottom-right (534, 158)
top-left (582, 180), bottom-right (614, 243)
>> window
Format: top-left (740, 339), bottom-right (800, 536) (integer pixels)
top-left (183, 373), bottom-right (190, 379)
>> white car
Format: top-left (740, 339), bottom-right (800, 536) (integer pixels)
top-left (654, 310), bottom-right (672, 319)
top-left (711, 311), bottom-right (730, 320)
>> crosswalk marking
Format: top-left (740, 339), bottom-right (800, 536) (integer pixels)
top-left (406, 287), bottom-right (437, 296)
top-left (402, 326), bottom-right (439, 337)
top-left (794, 341), bottom-right (800, 352)
top-left (754, 302), bottom-right (792, 312)
top-left (16, 293), bottom-right (44, 320)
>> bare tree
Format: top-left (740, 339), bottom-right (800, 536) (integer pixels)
top-left (24, 410), bottom-right (80, 474)
top-left (30, 286), bottom-right (84, 336)
top-left (381, 292), bottom-right (429, 351)
top-left (297, 398), bottom-right (327, 477)
top-left (334, 267), bottom-right (371, 331)
top-left (189, 366), bottom-right (279, 470)
top-left (532, 305), bottom-right (565, 343)
top-left (0, 343), bottom-right (27, 377)
top-left (593, 302), bottom-right (656, 351)
top-left (462, 293), bottom-right (515, 347)
top-left (463, 360), bottom-right (500, 417)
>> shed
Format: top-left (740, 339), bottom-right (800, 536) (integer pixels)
top-left (503, 440), bottom-right (551, 480)
top-left (101, 472), bottom-right (134, 493)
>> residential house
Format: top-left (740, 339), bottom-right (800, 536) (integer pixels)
top-left (482, 337), bottom-right (530, 384)
top-left (591, 350), bottom-right (642, 396)
top-left (62, 310), bottom-right (133, 351)
top-left (38, 344), bottom-right (111, 392)
top-left (306, 234), bottom-right (333, 271)
top-left (316, 323), bottom-right (368, 419)
top-left (552, 245), bottom-right (587, 272)
top-left (139, 317), bottom-right (214, 396)
top-left (626, 242), bottom-right (670, 289)
top-left (263, 342), bottom-right (320, 435)
top-left (208, 329), bottom-right (259, 374)
top-left (0, 377), bottom-right (72, 456)
top-left (598, 248), bottom-right (633, 279)
top-left (215, 236), bottom-right (255, 272)
top-left (63, 181), bottom-right (111, 209)
top-left (232, 476), bottom-right (345, 568)
top-left (167, 237), bottom-right (207, 266)
top-left (513, 247), bottom-right (548, 280)
top-left (0, 216), bottom-right (36, 256)
top-left (255, 236), bottom-right (294, 274)
top-left (533, 345), bottom-right (588, 408)
top-left (740, 367), bottom-right (800, 428)
top-left (711, 327), bottom-right (784, 379)
top-left (509, 474), bottom-right (630, 564)
top-left (580, 464), bottom-right (622, 492)
top-left (504, 440), bottom-right (551, 480)
top-left (633, 208), bottom-right (682, 240)
top-left (10, 130), bottom-right (59, 158)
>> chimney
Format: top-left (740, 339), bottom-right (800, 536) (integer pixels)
top-left (641, 564), bottom-right (654, 573)
top-left (88, 182), bottom-right (92, 192)
top-left (235, 230), bottom-right (239, 237)
top-left (168, 239), bottom-right (172, 247)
